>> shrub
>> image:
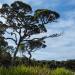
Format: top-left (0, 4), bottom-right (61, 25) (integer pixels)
top-left (0, 66), bottom-right (74, 75)
top-left (52, 68), bottom-right (74, 75)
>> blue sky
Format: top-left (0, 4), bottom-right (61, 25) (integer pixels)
top-left (0, 0), bottom-right (75, 60)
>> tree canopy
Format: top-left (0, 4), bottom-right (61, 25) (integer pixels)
top-left (0, 1), bottom-right (60, 65)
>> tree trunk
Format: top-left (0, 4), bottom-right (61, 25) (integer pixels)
top-left (28, 51), bottom-right (32, 65)
top-left (12, 44), bottom-right (19, 66)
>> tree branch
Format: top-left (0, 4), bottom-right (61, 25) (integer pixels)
top-left (5, 38), bottom-right (17, 45)
top-left (25, 32), bottom-right (63, 41)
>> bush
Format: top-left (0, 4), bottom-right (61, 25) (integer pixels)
top-left (0, 66), bottom-right (74, 75)
top-left (52, 68), bottom-right (74, 75)
top-left (0, 52), bottom-right (11, 67)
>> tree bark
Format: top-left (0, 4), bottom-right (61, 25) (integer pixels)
top-left (11, 46), bottom-right (18, 66)
top-left (12, 40), bottom-right (20, 66)
top-left (28, 51), bottom-right (32, 65)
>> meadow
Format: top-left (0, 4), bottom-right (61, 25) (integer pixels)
top-left (0, 65), bottom-right (74, 75)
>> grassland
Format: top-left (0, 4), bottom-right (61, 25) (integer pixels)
top-left (0, 65), bottom-right (74, 75)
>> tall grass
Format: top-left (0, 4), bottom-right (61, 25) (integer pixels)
top-left (0, 65), bottom-right (74, 75)
top-left (52, 68), bottom-right (74, 75)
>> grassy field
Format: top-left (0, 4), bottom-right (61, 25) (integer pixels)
top-left (0, 65), bottom-right (74, 75)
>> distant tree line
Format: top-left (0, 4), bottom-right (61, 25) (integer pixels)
top-left (9, 56), bottom-right (75, 70)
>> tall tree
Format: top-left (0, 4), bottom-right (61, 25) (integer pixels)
top-left (0, 1), bottom-right (60, 65)
top-left (0, 21), bottom-right (12, 67)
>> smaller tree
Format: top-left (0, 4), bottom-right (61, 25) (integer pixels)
top-left (0, 21), bottom-right (8, 53)
top-left (0, 22), bottom-right (12, 67)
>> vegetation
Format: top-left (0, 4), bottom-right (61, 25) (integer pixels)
top-left (0, 65), bottom-right (74, 75)
top-left (0, 1), bottom-right (75, 75)
top-left (52, 68), bottom-right (74, 75)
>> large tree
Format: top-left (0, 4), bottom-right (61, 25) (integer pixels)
top-left (0, 1), bottom-right (60, 65)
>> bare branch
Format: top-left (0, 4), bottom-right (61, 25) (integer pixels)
top-left (5, 38), bottom-right (17, 45)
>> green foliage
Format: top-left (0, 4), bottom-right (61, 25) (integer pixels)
top-left (0, 51), bottom-right (11, 67)
top-left (34, 9), bottom-right (60, 24)
top-left (19, 44), bottom-right (25, 51)
top-left (52, 68), bottom-right (74, 75)
top-left (0, 25), bottom-right (12, 67)
top-left (0, 1), bottom-right (60, 65)
top-left (0, 66), bottom-right (74, 75)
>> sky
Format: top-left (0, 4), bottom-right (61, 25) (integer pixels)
top-left (0, 0), bottom-right (75, 61)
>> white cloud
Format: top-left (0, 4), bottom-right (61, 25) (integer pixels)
top-left (63, 10), bottom-right (75, 19)
top-left (32, 16), bottom-right (75, 60)
top-left (24, 0), bottom-right (44, 6)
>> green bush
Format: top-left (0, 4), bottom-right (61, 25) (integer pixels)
top-left (52, 68), bottom-right (74, 75)
top-left (0, 66), bottom-right (74, 75)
